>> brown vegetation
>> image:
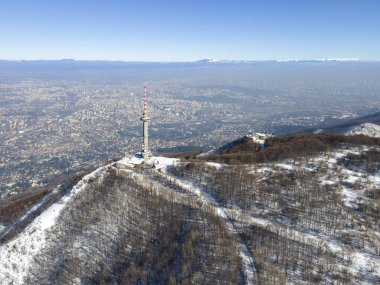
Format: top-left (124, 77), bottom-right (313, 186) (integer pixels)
top-left (170, 145), bottom-right (380, 284)
top-left (0, 189), bottom-right (51, 225)
top-left (199, 134), bottom-right (380, 164)
top-left (0, 172), bottom-right (86, 244)
top-left (27, 170), bottom-right (244, 284)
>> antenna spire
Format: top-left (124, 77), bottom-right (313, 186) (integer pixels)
top-left (143, 83), bottom-right (147, 115)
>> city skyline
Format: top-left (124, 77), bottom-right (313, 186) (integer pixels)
top-left (0, 0), bottom-right (380, 61)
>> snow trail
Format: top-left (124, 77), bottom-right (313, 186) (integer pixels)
top-left (0, 187), bottom-right (60, 240)
top-left (226, 208), bottom-right (380, 278)
top-left (0, 165), bottom-right (109, 284)
top-left (155, 170), bottom-right (255, 285)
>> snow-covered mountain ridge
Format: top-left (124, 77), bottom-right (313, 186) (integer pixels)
top-left (0, 134), bottom-right (379, 284)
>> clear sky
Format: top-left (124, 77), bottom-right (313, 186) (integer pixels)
top-left (0, 0), bottom-right (379, 61)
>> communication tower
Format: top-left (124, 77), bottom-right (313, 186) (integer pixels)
top-left (141, 84), bottom-right (151, 159)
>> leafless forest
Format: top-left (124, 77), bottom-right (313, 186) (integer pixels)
top-left (1, 134), bottom-right (379, 284)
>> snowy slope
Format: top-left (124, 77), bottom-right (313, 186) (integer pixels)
top-left (0, 165), bottom-right (109, 284)
top-left (1, 146), bottom-right (378, 284)
top-left (244, 148), bottom-right (380, 282)
top-left (168, 145), bottom-right (380, 284)
top-left (0, 153), bottom-right (180, 284)
top-left (346, 123), bottom-right (380, 137)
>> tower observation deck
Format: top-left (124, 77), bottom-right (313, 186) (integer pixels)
top-left (140, 84), bottom-right (151, 159)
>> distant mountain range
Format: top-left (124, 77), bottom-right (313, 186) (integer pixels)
top-left (0, 58), bottom-right (378, 67)
top-left (1, 59), bottom-right (379, 77)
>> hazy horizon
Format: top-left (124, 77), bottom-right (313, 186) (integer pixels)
top-left (0, 58), bottom-right (377, 63)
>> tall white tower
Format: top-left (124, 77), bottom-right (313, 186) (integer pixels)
top-left (141, 84), bottom-right (151, 159)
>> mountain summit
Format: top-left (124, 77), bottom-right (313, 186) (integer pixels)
top-left (0, 133), bottom-right (379, 284)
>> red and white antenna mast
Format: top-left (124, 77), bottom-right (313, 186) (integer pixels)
top-left (141, 83), bottom-right (151, 159)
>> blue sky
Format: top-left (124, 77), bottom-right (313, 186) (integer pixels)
top-left (0, 0), bottom-right (379, 61)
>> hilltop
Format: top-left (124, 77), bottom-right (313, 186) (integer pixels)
top-left (0, 133), bottom-right (379, 284)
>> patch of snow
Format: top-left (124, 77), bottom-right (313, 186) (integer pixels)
top-left (326, 149), bottom-right (362, 165)
top-left (344, 174), bottom-right (359, 184)
top-left (371, 175), bottom-right (380, 187)
top-left (341, 186), bottom-right (360, 209)
top-left (197, 149), bottom-right (215, 157)
top-left (250, 166), bottom-right (275, 174)
top-left (276, 163), bottom-right (296, 171)
top-left (328, 152), bottom-right (346, 164)
top-left (321, 179), bottom-right (335, 185)
top-left (205, 162), bottom-right (224, 169)
top-left (147, 156), bottom-right (179, 170)
top-left (302, 166), bottom-right (315, 172)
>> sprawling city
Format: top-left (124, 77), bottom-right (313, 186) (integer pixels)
top-left (1, 60), bottom-right (379, 199)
